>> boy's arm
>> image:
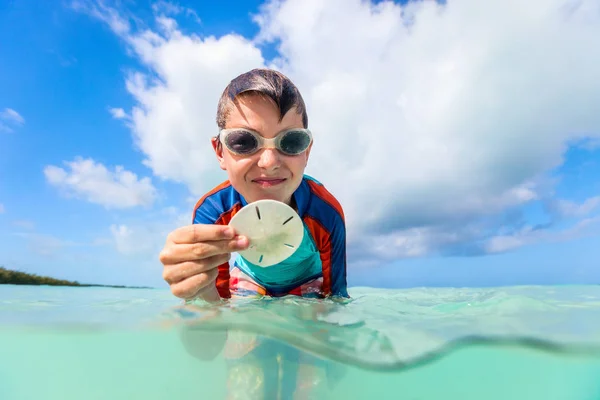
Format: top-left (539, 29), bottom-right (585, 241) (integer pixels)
top-left (192, 197), bottom-right (232, 299)
top-left (328, 211), bottom-right (349, 298)
top-left (305, 178), bottom-right (349, 298)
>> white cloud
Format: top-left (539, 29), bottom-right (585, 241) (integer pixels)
top-left (552, 196), bottom-right (600, 218)
top-left (109, 107), bottom-right (128, 119)
top-left (71, 0), bottom-right (130, 35)
top-left (0, 108), bottom-right (25, 124)
top-left (110, 224), bottom-right (151, 255)
top-left (74, 1), bottom-right (265, 193)
top-left (152, 0), bottom-right (201, 24)
top-left (44, 157), bottom-right (157, 209)
top-left (255, 0), bottom-right (600, 234)
top-left (0, 108), bottom-right (25, 133)
top-left (110, 210), bottom-right (189, 256)
top-left (485, 216), bottom-right (600, 254)
top-left (123, 31), bottom-right (264, 192)
top-left (80, 0), bottom-right (600, 263)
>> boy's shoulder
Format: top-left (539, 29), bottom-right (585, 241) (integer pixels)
top-left (192, 180), bottom-right (241, 224)
top-left (302, 175), bottom-right (345, 221)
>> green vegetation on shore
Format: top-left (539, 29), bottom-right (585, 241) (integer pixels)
top-left (0, 267), bottom-right (153, 289)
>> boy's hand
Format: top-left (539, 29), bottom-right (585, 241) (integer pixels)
top-left (159, 224), bottom-right (249, 301)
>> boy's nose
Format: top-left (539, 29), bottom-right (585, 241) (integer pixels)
top-left (257, 148), bottom-right (281, 170)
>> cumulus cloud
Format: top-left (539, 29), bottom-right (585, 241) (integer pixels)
top-left (0, 108), bottom-right (25, 133)
top-left (110, 224), bottom-right (150, 255)
top-left (550, 196), bottom-right (600, 218)
top-left (44, 157), bottom-right (157, 209)
top-left (110, 208), bottom-right (189, 256)
top-left (109, 107), bottom-right (128, 119)
top-left (152, 0), bottom-right (201, 24)
top-left (71, 0), bottom-right (131, 35)
top-left (485, 215), bottom-right (600, 254)
top-left (80, 0), bottom-right (600, 263)
top-left (72, 1), bottom-right (265, 192)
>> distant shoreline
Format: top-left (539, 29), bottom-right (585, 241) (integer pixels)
top-left (0, 267), bottom-right (153, 289)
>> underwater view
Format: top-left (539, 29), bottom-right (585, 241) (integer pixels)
top-left (1, 284), bottom-right (599, 400)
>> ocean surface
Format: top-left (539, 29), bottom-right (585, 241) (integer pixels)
top-left (1, 284), bottom-right (600, 400)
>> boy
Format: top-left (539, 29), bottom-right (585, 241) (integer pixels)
top-left (159, 68), bottom-right (348, 301)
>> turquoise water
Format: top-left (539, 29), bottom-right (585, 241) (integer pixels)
top-left (1, 284), bottom-right (600, 399)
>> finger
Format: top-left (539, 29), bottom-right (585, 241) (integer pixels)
top-left (163, 253), bottom-right (231, 284)
top-left (160, 236), bottom-right (248, 265)
top-left (167, 224), bottom-right (235, 245)
top-left (187, 283), bottom-right (221, 304)
top-left (199, 285), bottom-right (221, 303)
top-left (170, 268), bottom-right (220, 300)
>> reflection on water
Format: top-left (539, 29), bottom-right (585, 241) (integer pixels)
top-left (171, 291), bottom-right (600, 400)
top-left (169, 286), bottom-right (600, 370)
top-left (182, 328), bottom-right (344, 399)
top-left (177, 300), bottom-right (350, 399)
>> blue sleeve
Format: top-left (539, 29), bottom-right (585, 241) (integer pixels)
top-left (193, 189), bottom-right (231, 225)
top-left (193, 199), bottom-right (220, 225)
top-left (330, 216), bottom-right (349, 298)
top-left (192, 183), bottom-right (238, 226)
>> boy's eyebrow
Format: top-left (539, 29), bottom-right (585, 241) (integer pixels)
top-left (228, 124), bottom-right (302, 134)
top-left (234, 124), bottom-right (260, 132)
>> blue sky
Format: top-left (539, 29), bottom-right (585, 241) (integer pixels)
top-left (1, 0), bottom-right (599, 289)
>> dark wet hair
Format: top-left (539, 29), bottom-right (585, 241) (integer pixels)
top-left (216, 68), bottom-right (308, 130)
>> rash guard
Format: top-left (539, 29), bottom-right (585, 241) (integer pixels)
top-left (192, 175), bottom-right (349, 298)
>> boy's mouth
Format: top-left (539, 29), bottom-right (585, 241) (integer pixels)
top-left (252, 178), bottom-right (287, 188)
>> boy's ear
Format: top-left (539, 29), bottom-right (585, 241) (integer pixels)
top-left (211, 137), bottom-right (227, 170)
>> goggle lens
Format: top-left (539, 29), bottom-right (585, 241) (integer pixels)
top-left (279, 130), bottom-right (312, 155)
top-left (224, 130), bottom-right (259, 155)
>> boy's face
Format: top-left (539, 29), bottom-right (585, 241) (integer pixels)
top-left (211, 93), bottom-right (311, 205)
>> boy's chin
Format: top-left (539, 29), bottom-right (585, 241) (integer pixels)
top-left (246, 190), bottom-right (292, 205)
top-left (251, 194), bottom-right (291, 205)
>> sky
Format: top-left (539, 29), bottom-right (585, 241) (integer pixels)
top-left (1, 0), bottom-right (599, 290)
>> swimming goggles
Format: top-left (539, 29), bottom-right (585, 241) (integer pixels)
top-left (218, 128), bottom-right (313, 156)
